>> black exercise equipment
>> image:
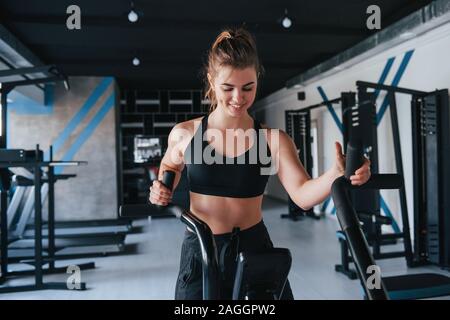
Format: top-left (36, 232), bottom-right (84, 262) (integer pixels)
top-left (0, 66), bottom-right (132, 293)
top-left (0, 67), bottom-right (91, 292)
top-left (357, 81), bottom-right (450, 270)
top-left (0, 146), bottom-right (88, 292)
top-left (0, 65), bottom-right (131, 261)
top-left (410, 89), bottom-right (450, 269)
top-left (282, 97), bottom-right (343, 221)
top-left (332, 140), bottom-right (450, 300)
top-left (11, 146), bottom-right (128, 258)
top-left (120, 171), bottom-right (292, 300)
top-left (335, 89), bottom-right (414, 278)
top-left (282, 109), bottom-right (315, 220)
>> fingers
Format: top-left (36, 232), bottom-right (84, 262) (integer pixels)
top-left (335, 141), bottom-right (344, 160)
top-left (349, 175), bottom-right (366, 185)
top-left (354, 158), bottom-right (371, 175)
top-left (350, 158), bottom-right (371, 185)
top-left (148, 180), bottom-right (173, 205)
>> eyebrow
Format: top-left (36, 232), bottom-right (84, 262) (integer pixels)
top-left (221, 82), bottom-right (255, 87)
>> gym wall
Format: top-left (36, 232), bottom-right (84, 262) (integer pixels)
top-left (7, 76), bottom-right (119, 221)
top-left (253, 20), bottom-right (450, 233)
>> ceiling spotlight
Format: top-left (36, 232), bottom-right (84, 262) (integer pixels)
top-left (132, 57), bottom-right (140, 66)
top-left (128, 2), bottom-right (138, 23)
top-left (282, 9), bottom-right (292, 29)
top-left (282, 17), bottom-right (292, 29)
top-left (128, 10), bottom-right (138, 23)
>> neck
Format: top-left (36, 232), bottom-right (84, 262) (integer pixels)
top-left (209, 107), bottom-right (253, 130)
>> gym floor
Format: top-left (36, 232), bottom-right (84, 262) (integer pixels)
top-left (1, 197), bottom-right (449, 300)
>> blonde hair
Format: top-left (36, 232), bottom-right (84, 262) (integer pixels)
top-left (204, 27), bottom-right (263, 112)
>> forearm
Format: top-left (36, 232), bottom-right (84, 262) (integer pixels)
top-left (292, 167), bottom-right (342, 210)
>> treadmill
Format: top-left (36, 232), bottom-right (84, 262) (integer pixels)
top-left (6, 165), bottom-right (130, 261)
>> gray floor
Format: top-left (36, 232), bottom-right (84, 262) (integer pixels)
top-left (1, 197), bottom-right (450, 300)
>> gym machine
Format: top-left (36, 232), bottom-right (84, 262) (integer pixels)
top-left (0, 66), bottom-right (92, 292)
top-left (282, 96), bottom-right (343, 221)
top-left (120, 171), bottom-right (292, 300)
top-left (356, 81), bottom-right (450, 270)
top-left (352, 81), bottom-right (450, 270)
top-left (0, 147), bottom-right (91, 292)
top-left (335, 88), bottom-right (415, 279)
top-left (333, 140), bottom-right (450, 300)
top-left (1, 66), bottom-right (132, 265)
top-left (282, 109), bottom-right (315, 220)
top-left (8, 146), bottom-right (129, 261)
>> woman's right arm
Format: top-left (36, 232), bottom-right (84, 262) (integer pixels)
top-left (149, 122), bottom-right (192, 205)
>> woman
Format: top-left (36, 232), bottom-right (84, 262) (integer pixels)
top-left (149, 28), bottom-right (370, 300)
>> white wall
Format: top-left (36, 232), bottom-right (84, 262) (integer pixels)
top-left (253, 21), bottom-right (450, 233)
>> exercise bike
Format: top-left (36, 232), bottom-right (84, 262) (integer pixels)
top-left (120, 170), bottom-right (292, 300)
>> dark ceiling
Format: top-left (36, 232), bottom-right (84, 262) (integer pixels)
top-left (0, 0), bottom-right (432, 98)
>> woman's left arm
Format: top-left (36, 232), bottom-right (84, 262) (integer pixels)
top-left (271, 130), bottom-right (370, 210)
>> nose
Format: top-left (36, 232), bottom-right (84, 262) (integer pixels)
top-left (231, 89), bottom-right (245, 105)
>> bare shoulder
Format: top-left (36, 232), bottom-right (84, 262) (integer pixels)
top-left (167, 117), bottom-right (205, 157)
top-left (174, 117), bottom-right (202, 133)
top-left (170, 117), bottom-right (203, 141)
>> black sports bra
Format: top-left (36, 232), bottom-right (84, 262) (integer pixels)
top-left (184, 115), bottom-right (273, 198)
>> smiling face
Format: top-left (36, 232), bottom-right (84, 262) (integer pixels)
top-left (209, 66), bottom-right (258, 118)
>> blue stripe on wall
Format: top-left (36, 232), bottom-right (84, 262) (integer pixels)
top-left (331, 206), bottom-right (337, 215)
top-left (55, 93), bottom-right (115, 174)
top-left (374, 57), bottom-right (395, 100)
top-left (376, 50), bottom-right (414, 124)
top-left (321, 196), bottom-right (331, 213)
top-left (380, 195), bottom-right (401, 234)
top-left (47, 77), bottom-right (113, 160)
top-left (317, 86), bottom-right (343, 134)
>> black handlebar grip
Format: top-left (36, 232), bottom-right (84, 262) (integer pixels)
top-left (344, 140), bottom-right (364, 179)
top-left (161, 170), bottom-right (175, 191)
top-left (153, 170), bottom-right (176, 209)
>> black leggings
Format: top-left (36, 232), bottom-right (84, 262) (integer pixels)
top-left (174, 220), bottom-right (294, 300)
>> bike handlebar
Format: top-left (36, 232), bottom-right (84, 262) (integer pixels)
top-left (119, 170), bottom-right (220, 300)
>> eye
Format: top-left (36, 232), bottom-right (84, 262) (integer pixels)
top-left (223, 88), bottom-right (233, 92)
top-left (243, 87), bottom-right (253, 92)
